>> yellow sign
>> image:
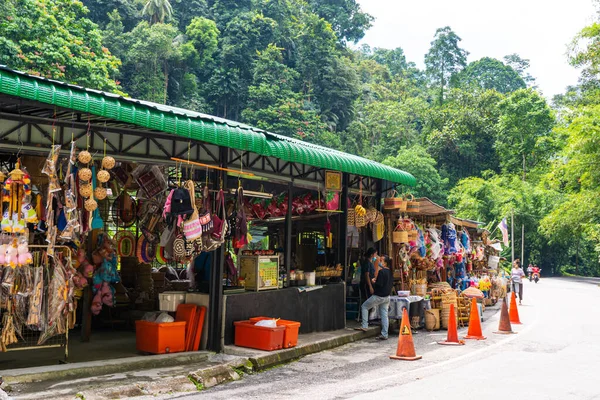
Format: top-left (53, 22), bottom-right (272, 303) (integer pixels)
top-left (325, 171), bottom-right (342, 191)
top-left (401, 325), bottom-right (411, 336)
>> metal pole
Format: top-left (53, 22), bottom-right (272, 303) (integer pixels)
top-left (284, 181), bottom-right (293, 288)
top-left (338, 173), bottom-right (349, 268)
top-left (511, 210), bottom-right (514, 264)
top-left (207, 146), bottom-right (227, 352)
top-left (521, 224), bottom-right (525, 268)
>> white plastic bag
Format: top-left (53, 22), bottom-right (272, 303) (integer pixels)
top-left (255, 319), bottom-right (277, 328)
top-left (155, 312), bottom-right (175, 323)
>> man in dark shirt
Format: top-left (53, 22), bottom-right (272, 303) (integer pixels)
top-left (356, 255), bottom-right (393, 340)
top-left (359, 248), bottom-right (377, 306)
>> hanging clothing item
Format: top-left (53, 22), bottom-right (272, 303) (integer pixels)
top-left (461, 230), bottom-right (471, 252)
top-left (443, 223), bottom-right (458, 255)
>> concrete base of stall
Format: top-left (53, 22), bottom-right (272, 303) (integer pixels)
top-left (222, 283), bottom-right (346, 346)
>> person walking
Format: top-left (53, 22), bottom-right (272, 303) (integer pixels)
top-left (511, 260), bottom-right (525, 305)
top-left (356, 255), bottom-right (393, 340)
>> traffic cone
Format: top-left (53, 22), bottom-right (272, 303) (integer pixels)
top-left (438, 304), bottom-right (465, 345)
top-left (464, 298), bottom-right (486, 340)
top-left (390, 308), bottom-right (422, 361)
top-left (494, 297), bottom-right (516, 334)
top-left (509, 292), bottom-right (522, 325)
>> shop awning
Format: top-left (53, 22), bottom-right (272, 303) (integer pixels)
top-left (0, 66), bottom-right (416, 186)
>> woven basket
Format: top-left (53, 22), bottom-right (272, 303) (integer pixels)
top-left (412, 283), bottom-right (427, 297)
top-left (441, 308), bottom-right (459, 329)
top-left (425, 309), bottom-right (440, 331)
top-left (408, 230), bottom-right (418, 242)
top-left (393, 230), bottom-right (408, 244)
top-left (347, 209), bottom-right (355, 226)
top-left (406, 194), bottom-right (420, 213)
top-left (355, 212), bottom-right (366, 228)
top-left (365, 207), bottom-right (377, 223)
top-left (384, 190), bottom-right (407, 211)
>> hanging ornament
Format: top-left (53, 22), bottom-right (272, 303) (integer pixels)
top-left (102, 156), bottom-right (115, 170)
top-left (97, 169), bottom-right (110, 183)
top-left (94, 187), bottom-right (107, 200)
top-left (78, 167), bottom-right (92, 182)
top-left (79, 184), bottom-right (92, 198)
top-left (85, 198), bottom-right (98, 212)
top-left (78, 150), bottom-right (92, 164)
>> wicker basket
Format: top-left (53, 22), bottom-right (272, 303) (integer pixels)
top-left (441, 308), bottom-right (459, 329)
top-left (408, 230), bottom-right (418, 242)
top-left (355, 212), bottom-right (367, 228)
top-left (412, 283), bottom-right (427, 297)
top-left (406, 194), bottom-right (420, 213)
top-left (384, 191), bottom-right (407, 211)
top-left (347, 209), bottom-right (355, 226)
top-left (393, 230), bottom-right (408, 244)
top-left (425, 309), bottom-right (440, 331)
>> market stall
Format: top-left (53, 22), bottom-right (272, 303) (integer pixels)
top-left (0, 66), bottom-right (416, 362)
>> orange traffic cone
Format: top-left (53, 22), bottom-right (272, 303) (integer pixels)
top-left (438, 303), bottom-right (464, 345)
top-left (390, 308), bottom-right (422, 361)
top-left (464, 297), bottom-right (486, 340)
top-left (509, 292), bottom-right (522, 325)
top-left (494, 297), bottom-right (516, 334)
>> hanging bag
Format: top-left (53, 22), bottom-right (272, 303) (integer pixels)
top-left (234, 187), bottom-right (248, 248)
top-left (182, 181), bottom-right (203, 241)
top-left (203, 190), bottom-right (228, 251)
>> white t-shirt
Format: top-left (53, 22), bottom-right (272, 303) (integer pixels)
top-left (511, 267), bottom-right (525, 283)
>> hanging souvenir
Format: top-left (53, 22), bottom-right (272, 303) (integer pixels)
top-left (102, 156), bottom-right (116, 170)
top-left (78, 150), bottom-right (92, 164)
top-left (114, 231), bottom-right (136, 257)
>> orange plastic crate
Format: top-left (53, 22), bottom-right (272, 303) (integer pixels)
top-left (135, 320), bottom-right (186, 354)
top-left (234, 320), bottom-right (285, 351)
top-left (249, 317), bottom-right (301, 348)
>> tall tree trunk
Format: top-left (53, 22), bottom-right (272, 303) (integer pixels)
top-left (163, 60), bottom-right (168, 105)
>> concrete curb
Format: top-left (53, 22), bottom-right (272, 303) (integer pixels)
top-left (232, 328), bottom-right (381, 371)
top-left (1, 351), bottom-right (212, 385)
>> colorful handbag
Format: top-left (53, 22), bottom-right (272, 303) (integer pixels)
top-left (183, 181), bottom-right (203, 241)
top-left (203, 190), bottom-right (228, 251)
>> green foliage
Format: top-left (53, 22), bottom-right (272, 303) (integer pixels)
top-left (307, 0), bottom-right (373, 43)
top-left (383, 145), bottom-right (448, 205)
top-left (496, 89), bottom-right (556, 178)
top-left (455, 57), bottom-right (525, 93)
top-left (425, 26), bottom-right (468, 104)
top-left (0, 0), bottom-right (121, 92)
top-left (142, 0), bottom-right (174, 25)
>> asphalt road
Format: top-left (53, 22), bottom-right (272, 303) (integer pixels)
top-left (180, 277), bottom-right (599, 400)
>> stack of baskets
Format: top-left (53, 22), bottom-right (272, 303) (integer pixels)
top-left (457, 295), bottom-right (471, 327)
top-left (441, 290), bottom-right (459, 329)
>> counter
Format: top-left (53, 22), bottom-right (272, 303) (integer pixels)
top-left (223, 283), bottom-right (345, 345)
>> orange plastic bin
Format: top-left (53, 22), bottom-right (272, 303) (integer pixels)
top-left (234, 320), bottom-right (285, 351)
top-left (135, 320), bottom-right (186, 354)
top-left (249, 317), bottom-right (301, 348)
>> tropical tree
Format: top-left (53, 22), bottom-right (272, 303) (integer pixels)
top-left (0, 0), bottom-right (122, 92)
top-left (384, 145), bottom-right (449, 205)
top-left (455, 57), bottom-right (525, 93)
top-left (142, 0), bottom-right (173, 25)
top-left (425, 26), bottom-right (468, 104)
top-left (495, 89), bottom-right (555, 179)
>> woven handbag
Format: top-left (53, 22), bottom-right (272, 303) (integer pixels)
top-left (347, 208), bottom-right (355, 226)
top-left (183, 181), bottom-right (203, 241)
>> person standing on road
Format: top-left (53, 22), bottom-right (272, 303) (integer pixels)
top-left (356, 255), bottom-right (393, 340)
top-left (511, 260), bottom-right (525, 305)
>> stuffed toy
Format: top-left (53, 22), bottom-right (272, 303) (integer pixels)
top-left (6, 244), bottom-right (18, 268)
top-left (0, 244), bottom-right (6, 266)
top-left (17, 240), bottom-right (32, 266)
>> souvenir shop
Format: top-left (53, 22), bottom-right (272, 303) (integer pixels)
top-left (0, 66), bottom-right (416, 364)
top-left (370, 197), bottom-right (506, 330)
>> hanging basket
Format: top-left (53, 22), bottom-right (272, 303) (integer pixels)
top-left (384, 190), bottom-right (407, 211)
top-left (408, 229), bottom-right (419, 242)
top-left (392, 229), bottom-right (408, 244)
top-left (347, 208), bottom-right (355, 227)
top-left (406, 194), bottom-right (420, 213)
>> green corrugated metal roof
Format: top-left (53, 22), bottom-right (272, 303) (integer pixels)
top-left (0, 66), bottom-right (416, 186)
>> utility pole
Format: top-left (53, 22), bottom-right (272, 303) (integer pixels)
top-left (511, 210), bottom-right (514, 264)
top-left (521, 224), bottom-right (525, 268)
